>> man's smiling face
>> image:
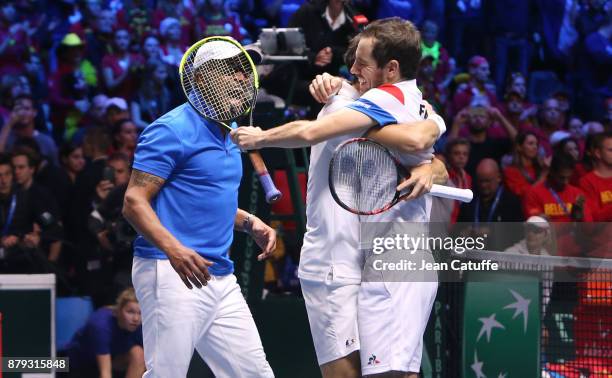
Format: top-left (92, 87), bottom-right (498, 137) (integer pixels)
top-left (350, 37), bottom-right (385, 94)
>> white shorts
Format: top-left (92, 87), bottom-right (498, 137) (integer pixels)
top-left (300, 278), bottom-right (360, 366)
top-left (358, 280), bottom-right (438, 375)
top-left (132, 256), bottom-right (274, 378)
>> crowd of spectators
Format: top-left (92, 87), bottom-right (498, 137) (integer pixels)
top-left (0, 0), bottom-right (610, 301)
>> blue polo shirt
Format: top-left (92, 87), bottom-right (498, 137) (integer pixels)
top-left (132, 103), bottom-right (242, 275)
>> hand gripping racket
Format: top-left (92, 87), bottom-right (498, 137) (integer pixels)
top-left (329, 138), bottom-right (473, 215)
top-left (179, 36), bottom-right (282, 203)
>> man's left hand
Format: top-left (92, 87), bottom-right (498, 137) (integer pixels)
top-left (230, 127), bottom-right (264, 150)
top-left (248, 217), bottom-right (277, 261)
top-left (397, 163), bottom-right (434, 201)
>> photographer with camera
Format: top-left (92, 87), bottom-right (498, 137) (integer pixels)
top-left (86, 152), bottom-right (134, 306)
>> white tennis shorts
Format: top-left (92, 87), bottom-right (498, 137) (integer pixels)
top-left (300, 278), bottom-right (360, 366)
top-left (358, 280), bottom-right (438, 375)
top-left (132, 256), bottom-right (274, 378)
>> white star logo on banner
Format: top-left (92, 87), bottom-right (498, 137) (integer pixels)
top-left (504, 289), bottom-right (531, 333)
top-left (477, 313), bottom-right (505, 342)
top-left (471, 351), bottom-right (487, 378)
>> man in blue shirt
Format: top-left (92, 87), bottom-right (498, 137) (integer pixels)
top-left (123, 75), bottom-right (276, 375)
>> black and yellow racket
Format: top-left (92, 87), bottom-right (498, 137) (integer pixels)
top-left (179, 36), bottom-right (282, 203)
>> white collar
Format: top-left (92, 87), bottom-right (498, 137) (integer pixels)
top-left (324, 7), bottom-right (346, 31)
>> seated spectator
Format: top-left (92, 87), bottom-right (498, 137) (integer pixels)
top-left (505, 215), bottom-right (552, 256)
top-left (159, 17), bottom-right (187, 67)
top-left (504, 132), bottom-right (548, 197)
top-left (579, 132), bottom-right (612, 257)
top-left (101, 28), bottom-right (144, 100)
top-left (65, 288), bottom-right (145, 378)
top-left (141, 35), bottom-right (163, 64)
top-left (451, 55), bottom-right (499, 116)
top-left (448, 104), bottom-right (517, 177)
top-left (0, 95), bottom-right (59, 166)
top-left (131, 60), bottom-right (176, 129)
top-left (417, 55), bottom-right (447, 114)
top-left (457, 158), bottom-right (524, 250)
top-left (0, 152), bottom-right (61, 274)
top-left (11, 146), bottom-right (63, 262)
top-left (523, 154), bottom-right (592, 256)
top-left (523, 97), bottom-right (566, 157)
top-left (111, 119), bottom-right (138, 160)
top-left (445, 138), bottom-right (471, 223)
top-left (152, 0), bottom-right (196, 47)
top-left (502, 75), bottom-right (537, 130)
top-left (105, 97), bottom-right (131, 126)
top-left (195, 0), bottom-right (247, 41)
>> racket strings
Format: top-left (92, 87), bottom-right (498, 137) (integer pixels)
top-left (331, 140), bottom-right (397, 213)
top-left (183, 40), bottom-right (256, 121)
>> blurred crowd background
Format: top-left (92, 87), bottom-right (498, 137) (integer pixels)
top-left (0, 0), bottom-right (610, 305)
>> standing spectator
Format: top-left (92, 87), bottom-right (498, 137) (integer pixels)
top-left (82, 9), bottom-right (115, 68)
top-left (159, 17), bottom-right (187, 67)
top-left (504, 132), bottom-right (548, 197)
top-left (445, 138), bottom-right (472, 223)
top-left (448, 105), bottom-right (517, 177)
top-left (56, 142), bottom-right (86, 231)
top-left (65, 288), bottom-right (145, 378)
top-left (111, 119), bottom-right (138, 160)
top-left (580, 1), bottom-right (612, 120)
top-left (101, 28), bottom-right (144, 100)
top-left (11, 146), bottom-right (63, 263)
top-left (0, 95), bottom-right (59, 166)
top-left (579, 132), bottom-right (612, 257)
top-left (451, 56), bottom-right (499, 116)
top-left (446, 0), bottom-right (485, 65)
top-left (417, 55), bottom-right (447, 113)
top-left (131, 60), bottom-right (176, 129)
top-left (285, 0), bottom-right (355, 108)
top-left (486, 0), bottom-right (532, 97)
top-left (457, 158), bottom-right (524, 250)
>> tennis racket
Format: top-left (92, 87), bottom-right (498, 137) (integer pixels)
top-left (329, 138), bottom-right (473, 215)
top-left (179, 36), bottom-right (282, 203)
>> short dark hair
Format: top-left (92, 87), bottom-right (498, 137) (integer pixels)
top-left (11, 145), bottom-right (40, 169)
top-left (0, 153), bottom-right (12, 169)
top-left (83, 126), bottom-right (112, 153)
top-left (445, 138), bottom-right (470, 158)
top-left (360, 17), bottom-right (421, 80)
top-left (11, 94), bottom-right (36, 109)
top-left (108, 152), bottom-right (130, 165)
top-left (344, 35), bottom-right (360, 68)
top-left (550, 152), bottom-right (575, 174)
top-left (593, 131), bottom-right (612, 150)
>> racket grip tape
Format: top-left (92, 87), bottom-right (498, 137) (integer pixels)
top-left (430, 184), bottom-right (473, 203)
top-left (248, 151), bottom-right (282, 203)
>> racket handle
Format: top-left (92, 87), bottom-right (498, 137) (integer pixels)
top-left (429, 184), bottom-right (473, 203)
top-left (248, 151), bottom-right (282, 204)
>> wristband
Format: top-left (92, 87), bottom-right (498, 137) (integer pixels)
top-left (428, 113), bottom-right (446, 136)
top-left (243, 214), bottom-right (253, 234)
